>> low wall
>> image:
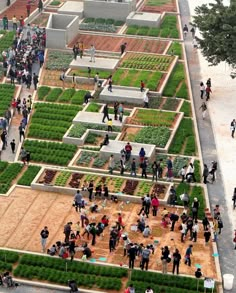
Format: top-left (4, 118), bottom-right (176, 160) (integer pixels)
top-left (83, 0), bottom-right (136, 21)
top-left (126, 11), bottom-right (161, 28)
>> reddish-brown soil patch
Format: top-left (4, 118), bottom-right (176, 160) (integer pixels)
top-left (140, 0), bottom-right (177, 13)
top-left (69, 34), bottom-right (168, 54)
top-left (31, 13), bottom-right (50, 27)
top-left (0, 187), bottom-right (217, 279)
top-left (0, 0), bottom-right (46, 19)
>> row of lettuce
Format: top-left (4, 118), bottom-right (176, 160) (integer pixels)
top-left (0, 250), bottom-right (213, 293)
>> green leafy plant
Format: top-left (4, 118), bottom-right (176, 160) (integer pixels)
top-left (54, 171), bottom-right (71, 186)
top-left (0, 84), bottom-right (15, 116)
top-left (0, 163), bottom-right (23, 194)
top-left (168, 42), bottom-right (183, 59)
top-left (85, 103), bottom-right (102, 112)
top-left (162, 98), bottom-right (180, 111)
top-left (134, 126), bottom-right (170, 147)
top-left (38, 86), bottom-right (51, 100)
top-left (17, 165), bottom-right (41, 186)
top-left (46, 50), bottom-right (73, 70)
top-left (180, 100), bottom-right (192, 117)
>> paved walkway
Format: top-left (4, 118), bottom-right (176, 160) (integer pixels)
top-left (0, 284), bottom-right (67, 293)
top-left (180, 0), bottom-right (236, 289)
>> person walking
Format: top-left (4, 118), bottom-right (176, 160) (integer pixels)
top-left (140, 80), bottom-right (145, 92)
top-left (200, 82), bottom-right (205, 99)
top-left (199, 102), bottom-right (207, 119)
top-left (64, 222), bottom-right (72, 244)
top-left (33, 73), bottom-right (39, 90)
top-left (12, 15), bottom-right (18, 30)
top-left (2, 16), bottom-right (8, 30)
top-left (38, 0), bottom-right (43, 12)
top-left (89, 44), bottom-right (95, 62)
top-left (102, 104), bottom-right (109, 123)
top-left (141, 246), bottom-right (151, 271)
top-left (124, 142), bottom-right (132, 162)
top-left (172, 248), bottom-right (181, 274)
top-left (183, 24), bottom-right (188, 38)
top-left (191, 220), bottom-right (199, 242)
top-left (120, 154), bottom-right (125, 175)
top-left (10, 139), bottom-right (16, 153)
top-left (108, 154), bottom-right (115, 174)
top-left (114, 101), bottom-right (119, 120)
top-left (88, 180), bottom-right (94, 201)
top-left (202, 216), bottom-right (209, 230)
top-left (170, 213), bottom-right (179, 231)
top-left (184, 244), bottom-right (193, 266)
top-left (120, 42), bottom-right (127, 55)
top-left (202, 164), bottom-right (209, 184)
top-left (161, 246), bottom-right (170, 274)
top-left (205, 85), bottom-right (212, 101)
top-left (230, 119), bottom-right (236, 138)
top-left (40, 226), bottom-right (49, 252)
top-left (26, 1), bottom-right (31, 17)
top-left (19, 123), bottom-right (25, 142)
top-left (151, 161), bottom-right (158, 182)
top-left (108, 75), bottom-right (113, 92)
top-left (139, 147), bottom-right (145, 165)
top-left (232, 187), bottom-right (236, 209)
top-left (190, 26), bottom-right (195, 38)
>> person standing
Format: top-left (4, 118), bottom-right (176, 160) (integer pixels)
top-left (205, 85), bottom-right (212, 101)
top-left (79, 41), bottom-right (84, 58)
top-left (202, 216), bottom-right (209, 230)
top-left (88, 67), bottom-right (91, 78)
top-left (38, 0), bottom-right (43, 12)
top-left (33, 73), bottom-right (39, 90)
top-left (128, 243), bottom-right (136, 269)
top-left (120, 42), bottom-right (127, 55)
top-left (120, 154), bottom-right (125, 175)
top-left (186, 163), bottom-right (196, 182)
top-left (151, 161), bottom-right (158, 182)
top-left (64, 222), bottom-right (72, 244)
top-left (88, 180), bottom-right (94, 201)
top-left (108, 154), bottom-right (115, 174)
top-left (73, 42), bottom-right (79, 60)
top-left (151, 196), bottom-right (159, 216)
top-left (161, 246), bottom-right (170, 274)
top-left (19, 123), bottom-right (25, 142)
top-left (139, 147), bottom-right (145, 165)
top-left (184, 244), bottom-right (193, 266)
top-left (192, 197), bottom-right (200, 220)
top-left (170, 213), bottom-right (179, 231)
top-left (204, 228), bottom-right (211, 245)
top-left (172, 248), bottom-right (181, 274)
top-left (108, 75), bottom-right (113, 92)
top-left (141, 246), bottom-right (150, 271)
top-left (40, 226), bottom-right (49, 252)
top-left (233, 230), bottom-right (236, 249)
top-left (26, 1), bottom-right (31, 17)
top-left (94, 72), bottom-right (99, 91)
top-left (12, 15), bottom-right (17, 30)
top-left (191, 220), bottom-right (199, 242)
top-left (180, 221), bottom-right (187, 242)
top-left (89, 44), bottom-right (95, 62)
top-left (230, 119), bottom-right (236, 138)
top-left (232, 187), bottom-right (236, 209)
top-left (60, 70), bottom-right (65, 89)
top-left (1, 130), bottom-right (7, 150)
top-left (202, 164), bottom-right (209, 184)
top-left (102, 104), bottom-right (109, 123)
top-left (2, 16), bottom-right (8, 30)
top-left (131, 158), bottom-right (136, 177)
top-left (141, 158), bottom-right (148, 179)
top-left (114, 101), bottom-right (119, 120)
top-left (10, 139), bottom-right (16, 153)
top-left (166, 156), bottom-right (173, 181)
top-left (200, 82), bottom-right (205, 99)
top-left (125, 142), bottom-right (132, 161)
top-left (74, 189), bottom-right (82, 212)
top-left (199, 102), bottom-right (207, 119)
top-left (143, 93), bottom-right (149, 108)
top-left (190, 27), bottom-right (195, 38)
top-left (140, 80), bottom-right (145, 92)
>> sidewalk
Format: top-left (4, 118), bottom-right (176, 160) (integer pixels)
top-left (179, 0), bottom-right (236, 289)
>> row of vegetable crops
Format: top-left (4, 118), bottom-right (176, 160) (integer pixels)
top-left (37, 86), bottom-right (87, 105)
top-left (0, 30), bottom-right (15, 62)
top-left (46, 50), bottom-right (73, 70)
top-left (28, 103), bottom-right (81, 140)
top-left (0, 84), bottom-right (15, 117)
top-left (0, 163), bottom-right (23, 194)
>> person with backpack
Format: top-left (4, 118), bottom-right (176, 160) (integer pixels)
top-left (172, 248), bottom-right (181, 274)
top-left (141, 246), bottom-right (151, 271)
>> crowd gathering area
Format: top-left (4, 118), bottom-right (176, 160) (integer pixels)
top-left (0, 0), bottom-right (221, 292)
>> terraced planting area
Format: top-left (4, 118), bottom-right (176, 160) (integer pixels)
top-left (0, 84), bottom-right (16, 116)
top-left (0, 30), bottom-right (16, 61)
top-left (141, 0), bottom-right (177, 13)
top-left (112, 68), bottom-right (164, 91)
top-left (126, 15), bottom-right (180, 39)
top-left (120, 53), bottom-right (174, 71)
top-left (80, 18), bottom-right (124, 33)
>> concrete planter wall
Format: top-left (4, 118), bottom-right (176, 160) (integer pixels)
top-left (46, 13), bottom-right (79, 49)
top-left (126, 11), bottom-right (161, 28)
top-left (84, 0), bottom-right (136, 21)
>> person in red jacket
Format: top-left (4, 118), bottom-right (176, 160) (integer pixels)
top-left (205, 85), bottom-right (212, 101)
top-left (151, 196), bottom-right (159, 216)
top-left (124, 142), bottom-right (132, 162)
top-left (26, 2), bottom-right (31, 17)
top-left (140, 80), bottom-right (145, 92)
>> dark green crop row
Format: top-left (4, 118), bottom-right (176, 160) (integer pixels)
top-left (0, 84), bottom-right (15, 116)
top-left (23, 140), bottom-right (77, 166)
top-left (0, 31), bottom-right (15, 62)
top-left (17, 165), bottom-right (41, 186)
top-left (0, 163), bottom-right (23, 194)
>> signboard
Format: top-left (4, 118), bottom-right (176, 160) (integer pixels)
top-left (204, 278), bottom-right (215, 289)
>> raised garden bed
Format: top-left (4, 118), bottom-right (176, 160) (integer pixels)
top-left (142, 0), bottom-right (177, 13)
top-left (23, 140), bottom-right (77, 166)
top-left (46, 50), bottom-right (73, 70)
top-left (168, 42), bottom-right (183, 59)
top-left (161, 98), bottom-right (180, 111)
top-left (37, 86), bottom-right (87, 105)
top-left (113, 69), bottom-right (163, 91)
top-left (85, 132), bottom-right (117, 146)
top-left (0, 31), bottom-right (15, 61)
top-left (80, 18), bottom-right (124, 33)
top-left (68, 123), bottom-right (121, 138)
top-left (0, 84), bottom-right (15, 116)
top-left (0, 163), bottom-right (23, 194)
top-left (28, 103), bottom-right (81, 140)
top-left (17, 165), bottom-right (41, 186)
top-left (128, 109), bottom-right (177, 127)
top-left (85, 103), bottom-right (102, 112)
top-left (169, 118), bottom-right (196, 156)
top-left (32, 13), bottom-right (50, 27)
top-left (76, 151), bottom-right (99, 167)
top-left (120, 53), bottom-right (174, 71)
top-left (134, 126), bottom-right (170, 147)
top-left (126, 15), bottom-right (179, 39)
top-left (163, 63), bottom-right (189, 99)
top-left (70, 68), bottom-right (111, 79)
top-left (180, 100), bottom-right (192, 117)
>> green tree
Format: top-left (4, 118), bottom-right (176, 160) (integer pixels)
top-left (192, 0), bottom-right (236, 66)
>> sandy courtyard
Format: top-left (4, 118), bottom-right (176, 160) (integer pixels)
top-left (0, 187), bottom-right (217, 278)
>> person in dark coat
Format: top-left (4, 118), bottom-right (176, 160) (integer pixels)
top-left (172, 248), bottom-right (181, 274)
top-left (102, 104), bottom-right (109, 123)
top-left (202, 164), bottom-right (209, 184)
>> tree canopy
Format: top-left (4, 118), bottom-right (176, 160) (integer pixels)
top-left (192, 0), bottom-right (236, 66)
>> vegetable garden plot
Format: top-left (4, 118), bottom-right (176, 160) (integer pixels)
top-left (0, 163), bottom-right (23, 194)
top-left (70, 68), bottom-right (111, 79)
top-left (17, 166), bottom-right (41, 186)
top-left (120, 53), bottom-right (174, 71)
top-left (28, 103), bottom-right (81, 140)
top-left (0, 31), bottom-right (15, 62)
top-left (128, 109), bottom-right (177, 127)
top-left (46, 50), bottom-right (73, 70)
top-left (23, 140), bottom-right (77, 166)
top-left (168, 42), bottom-right (183, 59)
top-left (0, 84), bottom-right (15, 116)
top-left (112, 69), bottom-right (163, 91)
top-left (37, 86), bottom-right (87, 104)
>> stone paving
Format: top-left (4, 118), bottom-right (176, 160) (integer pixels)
top-left (70, 56), bottom-right (119, 71)
top-left (180, 0), bottom-right (236, 290)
